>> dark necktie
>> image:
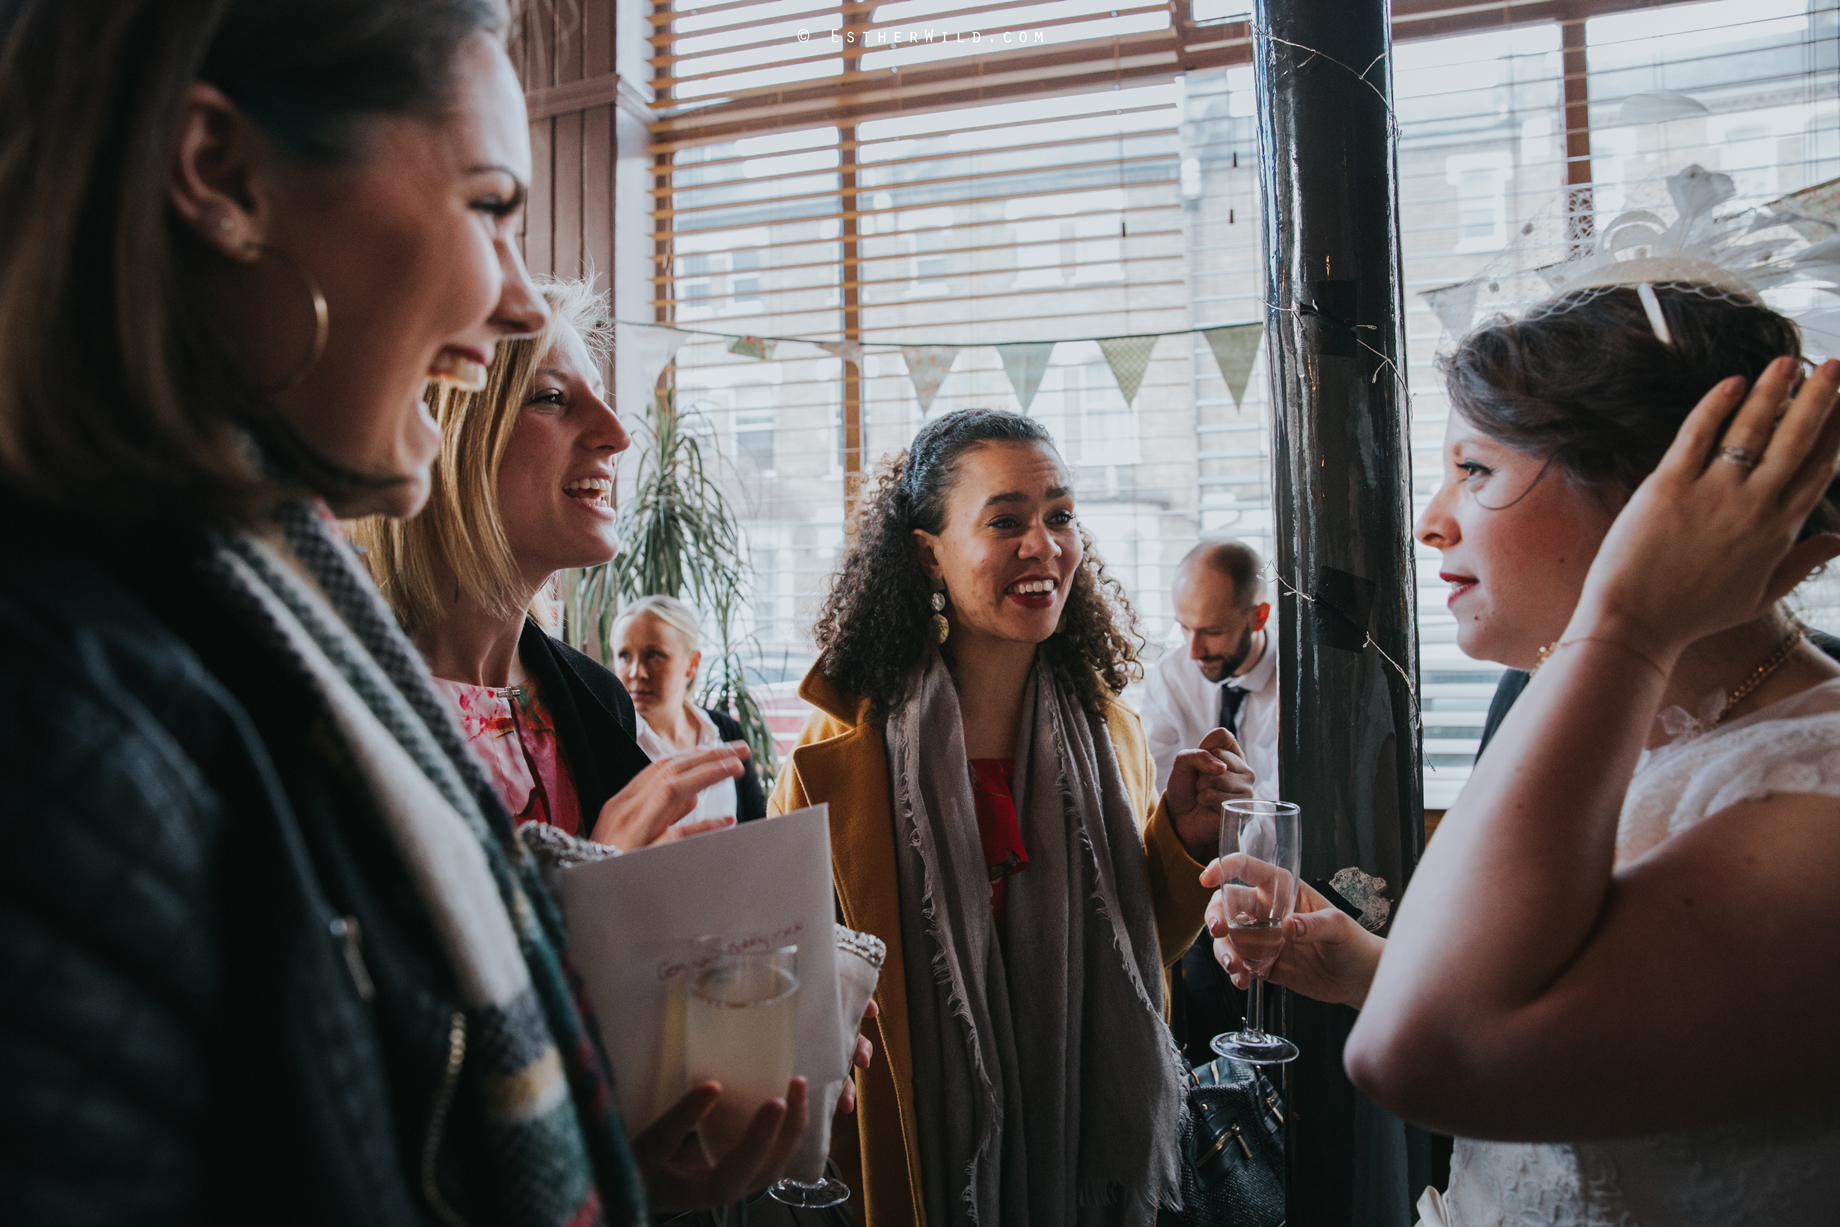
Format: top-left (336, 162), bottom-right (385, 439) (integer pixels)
top-left (1218, 682), bottom-right (1247, 739)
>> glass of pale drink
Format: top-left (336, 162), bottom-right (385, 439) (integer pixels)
top-left (684, 938), bottom-right (800, 1158)
top-left (1209, 799), bottom-right (1302, 1065)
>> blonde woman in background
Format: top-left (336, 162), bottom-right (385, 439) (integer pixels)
top-left (614, 595), bottom-right (768, 825)
top-left (350, 278), bottom-right (817, 1211)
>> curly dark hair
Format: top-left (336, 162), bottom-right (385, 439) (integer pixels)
top-left (812, 408), bottom-right (1144, 719)
top-left (1440, 282), bottom-right (1840, 538)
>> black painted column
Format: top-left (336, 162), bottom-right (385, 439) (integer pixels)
top-left (1251, 1), bottom-right (1428, 1224)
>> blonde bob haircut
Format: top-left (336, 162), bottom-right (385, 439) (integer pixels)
top-left (349, 277), bottom-right (611, 634)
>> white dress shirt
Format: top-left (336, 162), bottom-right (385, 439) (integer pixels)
top-left (1141, 627), bottom-right (1280, 801)
top-left (633, 701), bottom-right (740, 825)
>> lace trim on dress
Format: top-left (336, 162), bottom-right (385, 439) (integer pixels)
top-left (1624, 677), bottom-right (1840, 863)
top-left (1436, 677), bottom-right (1840, 1227)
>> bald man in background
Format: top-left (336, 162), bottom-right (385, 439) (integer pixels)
top-left (1143, 539), bottom-right (1279, 799)
top-left (1142, 538), bottom-right (1279, 1063)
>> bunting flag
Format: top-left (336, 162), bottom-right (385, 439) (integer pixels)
top-left (611, 320), bottom-right (1296, 410)
top-left (996, 342), bottom-right (1055, 412)
top-left (1202, 323), bottom-right (1263, 410)
top-left (1421, 278), bottom-right (1481, 340)
top-left (1097, 334), bottom-right (1160, 406)
top-left (614, 322), bottom-right (689, 415)
top-left (1771, 177), bottom-right (1840, 244)
top-left (728, 334), bottom-right (778, 360)
top-left (1619, 89), bottom-right (1709, 124)
top-left (814, 339), bottom-right (864, 368)
top-left (901, 345), bottom-right (960, 413)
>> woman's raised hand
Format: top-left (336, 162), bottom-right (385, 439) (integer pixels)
top-left (631, 1077), bottom-right (811, 1211)
top-left (589, 741), bottom-right (748, 850)
top-left (647, 813), bottom-right (736, 846)
top-left (1571, 356), bottom-right (1840, 656)
top-left (1202, 855), bottom-right (1385, 1009)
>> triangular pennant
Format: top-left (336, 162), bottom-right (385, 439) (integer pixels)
top-left (1619, 89), bottom-right (1709, 124)
top-left (815, 339), bottom-right (864, 368)
top-left (901, 345), bottom-right (959, 413)
top-left (996, 342), bottom-right (1055, 412)
top-left (1421, 279), bottom-right (1481, 340)
top-left (1769, 177), bottom-right (1840, 244)
top-left (614, 322), bottom-right (690, 415)
top-left (1096, 334), bottom-right (1160, 406)
top-left (727, 334), bottom-right (777, 360)
top-left (1202, 323), bottom-right (1263, 410)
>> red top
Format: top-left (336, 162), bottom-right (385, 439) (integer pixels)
top-left (968, 759), bottom-right (1030, 915)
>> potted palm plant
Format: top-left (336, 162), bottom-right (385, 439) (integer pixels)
top-left (562, 388), bottom-right (780, 783)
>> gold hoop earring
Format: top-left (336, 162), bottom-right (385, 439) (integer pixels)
top-left (247, 242), bottom-right (329, 392)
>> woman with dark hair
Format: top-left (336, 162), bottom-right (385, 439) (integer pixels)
top-left (770, 408), bottom-right (1252, 1226)
top-left (1204, 282), bottom-right (1840, 1225)
top-left (0, 3), bottom-right (801, 1224)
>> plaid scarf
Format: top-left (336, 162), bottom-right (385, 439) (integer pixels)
top-left (197, 499), bottom-right (646, 1227)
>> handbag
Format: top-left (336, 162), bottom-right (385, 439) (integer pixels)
top-left (1164, 1056), bottom-right (1286, 1227)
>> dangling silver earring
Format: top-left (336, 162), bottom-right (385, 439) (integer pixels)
top-left (929, 582), bottom-right (950, 644)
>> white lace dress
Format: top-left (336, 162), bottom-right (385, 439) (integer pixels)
top-left (1434, 678), bottom-right (1840, 1227)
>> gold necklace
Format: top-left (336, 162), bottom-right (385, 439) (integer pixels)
top-left (1718, 624), bottom-right (1806, 723)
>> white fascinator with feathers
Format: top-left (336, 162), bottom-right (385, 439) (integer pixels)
top-left (1424, 165), bottom-right (1840, 358)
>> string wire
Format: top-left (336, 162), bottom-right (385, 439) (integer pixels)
top-left (1248, 29), bottom-right (1427, 747)
top-left (614, 318), bottom-right (1262, 351)
top-left (1261, 563), bottom-right (1425, 739)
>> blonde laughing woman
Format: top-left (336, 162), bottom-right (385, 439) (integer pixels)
top-left (350, 278), bottom-right (818, 1212)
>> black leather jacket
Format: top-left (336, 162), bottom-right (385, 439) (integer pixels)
top-left (0, 516), bottom-right (527, 1226)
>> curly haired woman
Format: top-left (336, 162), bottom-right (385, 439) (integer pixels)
top-left (770, 408), bottom-right (1253, 1227)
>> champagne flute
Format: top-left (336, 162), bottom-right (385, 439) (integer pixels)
top-left (1210, 799), bottom-right (1302, 1065)
top-left (767, 1025), bottom-right (859, 1209)
top-left (683, 939), bottom-right (801, 1158)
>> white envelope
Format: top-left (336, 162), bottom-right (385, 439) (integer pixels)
top-left (559, 803), bottom-right (842, 1174)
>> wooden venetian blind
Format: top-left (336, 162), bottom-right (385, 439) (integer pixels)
top-left (630, 0), bottom-right (1839, 786)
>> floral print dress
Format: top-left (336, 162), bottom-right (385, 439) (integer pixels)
top-left (434, 676), bottom-right (584, 836)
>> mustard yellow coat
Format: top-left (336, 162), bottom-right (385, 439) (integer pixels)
top-left (767, 667), bottom-right (1213, 1227)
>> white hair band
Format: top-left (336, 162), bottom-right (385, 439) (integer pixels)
top-left (1636, 282), bottom-right (1673, 347)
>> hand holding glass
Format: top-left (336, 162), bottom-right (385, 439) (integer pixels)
top-left (767, 1010), bottom-right (861, 1210)
top-left (1210, 799), bottom-right (1302, 1065)
top-left (684, 941), bottom-right (801, 1158)
top-left (683, 938), bottom-right (852, 1210)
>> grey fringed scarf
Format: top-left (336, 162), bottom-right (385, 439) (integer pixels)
top-left (887, 649), bottom-right (1184, 1227)
top-left (195, 499), bottom-right (645, 1227)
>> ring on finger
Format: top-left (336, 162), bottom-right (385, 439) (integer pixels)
top-left (1717, 445), bottom-right (1762, 469)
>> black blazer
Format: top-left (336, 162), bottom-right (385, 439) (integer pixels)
top-left (1474, 628), bottom-right (1840, 756)
top-left (706, 706), bottom-right (768, 823)
top-left (516, 619), bottom-right (653, 827)
top-left (516, 621), bottom-right (767, 827)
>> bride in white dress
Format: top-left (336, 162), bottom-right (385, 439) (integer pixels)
top-left (1204, 280), bottom-right (1840, 1226)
